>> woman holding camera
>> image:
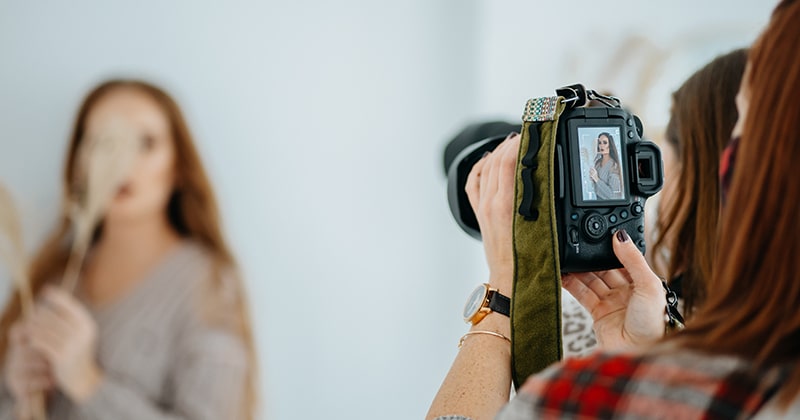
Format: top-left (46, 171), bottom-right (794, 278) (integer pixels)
top-left (428, 0), bottom-right (800, 418)
top-left (589, 132), bottom-right (623, 200)
top-left (0, 80), bottom-right (257, 420)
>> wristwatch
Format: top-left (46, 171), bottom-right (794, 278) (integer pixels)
top-left (463, 283), bottom-right (511, 325)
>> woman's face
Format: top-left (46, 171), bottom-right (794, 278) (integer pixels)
top-left (81, 87), bottom-right (177, 224)
top-left (597, 135), bottom-right (611, 155)
top-left (656, 135), bottom-right (678, 221)
top-left (732, 64), bottom-right (751, 139)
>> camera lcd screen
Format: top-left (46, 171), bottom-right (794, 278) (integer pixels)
top-left (576, 127), bottom-right (627, 202)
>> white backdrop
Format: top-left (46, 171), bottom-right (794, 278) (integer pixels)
top-left (0, 1), bottom-right (773, 419)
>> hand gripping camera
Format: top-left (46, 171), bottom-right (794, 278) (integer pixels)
top-left (446, 85), bottom-right (664, 272)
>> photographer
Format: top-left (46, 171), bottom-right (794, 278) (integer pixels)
top-left (428, 1), bottom-right (800, 418)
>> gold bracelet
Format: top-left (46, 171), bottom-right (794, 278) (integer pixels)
top-left (458, 331), bottom-right (511, 348)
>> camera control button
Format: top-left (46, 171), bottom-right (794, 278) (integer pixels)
top-left (569, 228), bottom-right (579, 244)
top-left (637, 239), bottom-right (646, 248)
top-left (628, 130), bottom-right (635, 139)
top-left (570, 213), bottom-right (579, 221)
top-left (584, 214), bottom-right (607, 240)
top-left (626, 117), bottom-right (633, 127)
top-left (609, 214), bottom-right (618, 223)
top-left (620, 210), bottom-right (629, 219)
top-left (632, 203), bottom-right (644, 216)
top-left (638, 225), bottom-right (645, 233)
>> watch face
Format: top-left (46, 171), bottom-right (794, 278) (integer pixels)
top-left (463, 284), bottom-right (489, 322)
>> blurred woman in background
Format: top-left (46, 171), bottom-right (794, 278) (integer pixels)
top-left (0, 80), bottom-right (256, 419)
top-left (651, 48), bottom-right (747, 317)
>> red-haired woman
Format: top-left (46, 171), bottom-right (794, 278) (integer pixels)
top-left (0, 80), bottom-right (257, 419)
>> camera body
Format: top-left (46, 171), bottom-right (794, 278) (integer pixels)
top-left (543, 106), bottom-right (662, 271)
top-left (446, 87), bottom-right (663, 272)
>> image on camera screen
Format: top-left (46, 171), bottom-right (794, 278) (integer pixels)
top-left (577, 127), bottom-right (626, 202)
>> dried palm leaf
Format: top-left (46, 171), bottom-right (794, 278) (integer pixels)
top-left (0, 182), bottom-right (46, 420)
top-left (62, 120), bottom-right (140, 292)
top-left (0, 183), bottom-right (31, 312)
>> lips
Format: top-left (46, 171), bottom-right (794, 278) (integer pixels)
top-left (116, 183), bottom-right (132, 197)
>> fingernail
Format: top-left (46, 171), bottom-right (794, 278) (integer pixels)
top-left (481, 151), bottom-right (491, 158)
top-left (506, 131), bottom-right (519, 139)
top-left (616, 229), bottom-right (630, 243)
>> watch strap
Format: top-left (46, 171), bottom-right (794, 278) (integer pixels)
top-left (487, 290), bottom-right (511, 317)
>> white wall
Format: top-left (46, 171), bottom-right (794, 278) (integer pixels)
top-left (472, 0), bottom-right (773, 131)
top-left (0, 1), bottom-right (775, 419)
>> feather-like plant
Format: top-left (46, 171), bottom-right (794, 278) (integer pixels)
top-left (62, 120), bottom-right (140, 292)
top-left (0, 182), bottom-right (46, 420)
top-left (0, 183), bottom-right (30, 307)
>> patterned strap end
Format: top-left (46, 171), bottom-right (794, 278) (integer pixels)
top-left (522, 96), bottom-right (561, 122)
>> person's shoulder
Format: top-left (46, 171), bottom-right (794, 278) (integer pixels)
top-left (166, 240), bottom-right (222, 289)
top-left (509, 353), bottom-right (642, 419)
top-left (152, 240), bottom-right (223, 313)
top-left (515, 349), bottom-right (756, 419)
top-left (519, 352), bottom-right (643, 396)
top-left (168, 240), bottom-right (246, 327)
top-left (522, 349), bottom-right (744, 392)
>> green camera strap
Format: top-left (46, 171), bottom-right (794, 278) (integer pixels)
top-left (511, 96), bottom-right (567, 388)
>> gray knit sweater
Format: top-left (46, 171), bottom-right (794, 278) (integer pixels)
top-left (593, 158), bottom-right (623, 200)
top-left (0, 242), bottom-right (249, 419)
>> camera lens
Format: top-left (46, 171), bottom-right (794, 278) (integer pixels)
top-left (445, 122), bottom-right (521, 239)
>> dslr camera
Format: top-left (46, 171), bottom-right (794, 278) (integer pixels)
top-left (446, 85), bottom-right (664, 272)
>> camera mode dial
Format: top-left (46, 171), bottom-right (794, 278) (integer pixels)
top-left (583, 213), bottom-right (607, 241)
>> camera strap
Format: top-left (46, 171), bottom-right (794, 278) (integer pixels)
top-left (511, 95), bottom-right (567, 388)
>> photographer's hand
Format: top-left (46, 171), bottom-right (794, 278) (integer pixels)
top-left (427, 133), bottom-right (519, 420)
top-left (464, 133), bottom-right (519, 297)
top-left (562, 230), bottom-right (665, 353)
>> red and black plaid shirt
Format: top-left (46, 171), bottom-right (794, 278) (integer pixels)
top-left (497, 349), bottom-right (788, 420)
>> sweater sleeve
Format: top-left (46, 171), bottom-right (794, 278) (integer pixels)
top-left (593, 166), bottom-right (622, 200)
top-left (76, 326), bottom-right (248, 420)
top-left (0, 382), bottom-right (15, 420)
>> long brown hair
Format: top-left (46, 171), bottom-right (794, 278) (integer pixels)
top-left (594, 132), bottom-right (621, 169)
top-left (0, 80), bottom-right (257, 419)
top-left (676, 0), bottom-right (800, 407)
top-left (652, 49), bottom-right (747, 317)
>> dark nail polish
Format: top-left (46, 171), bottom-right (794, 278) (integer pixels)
top-left (481, 151), bottom-right (491, 158)
top-left (506, 131), bottom-right (519, 139)
top-left (616, 229), bottom-right (629, 243)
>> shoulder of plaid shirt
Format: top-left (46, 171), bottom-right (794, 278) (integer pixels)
top-left (436, 342), bottom-right (797, 420)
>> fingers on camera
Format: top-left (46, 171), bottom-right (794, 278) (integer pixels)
top-left (464, 132), bottom-right (520, 217)
top-left (466, 155), bottom-right (488, 201)
top-left (612, 231), bottom-right (661, 290)
top-left (563, 274), bottom-right (600, 310)
top-left (499, 142), bottom-right (518, 185)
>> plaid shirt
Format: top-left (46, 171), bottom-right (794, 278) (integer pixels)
top-left (498, 349), bottom-right (788, 420)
